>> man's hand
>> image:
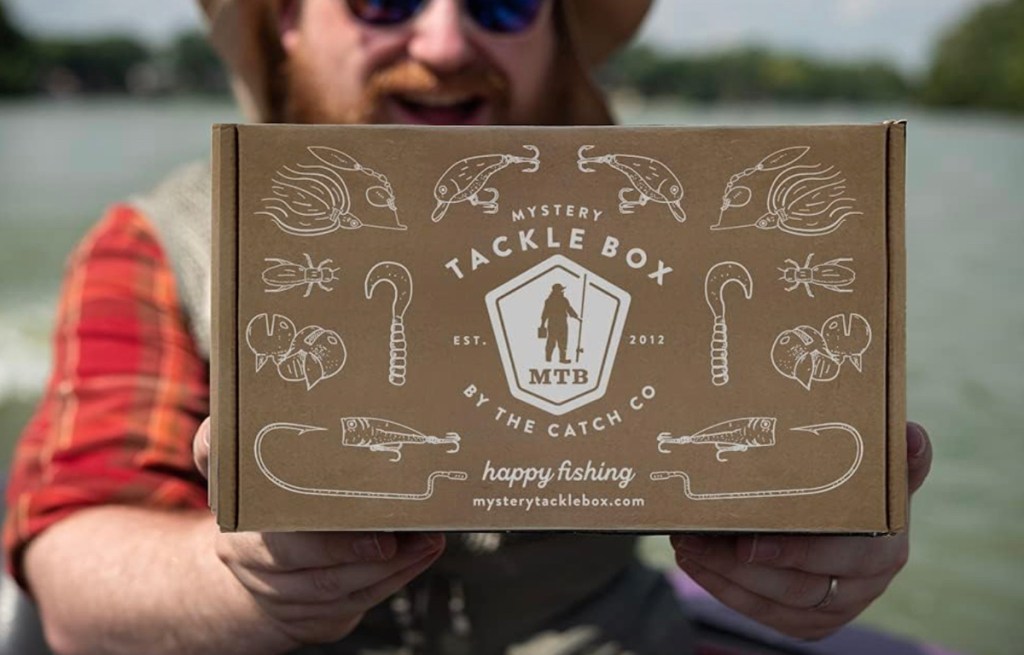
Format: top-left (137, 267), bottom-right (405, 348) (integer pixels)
top-left (193, 419), bottom-right (444, 647)
top-left (670, 422), bottom-right (932, 641)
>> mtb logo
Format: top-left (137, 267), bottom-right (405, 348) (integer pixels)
top-left (485, 255), bottom-right (631, 416)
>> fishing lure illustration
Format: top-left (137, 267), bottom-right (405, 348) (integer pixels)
top-left (245, 313), bottom-right (347, 390)
top-left (779, 253), bottom-right (855, 297)
top-left (365, 261), bottom-right (413, 387)
top-left (255, 422), bottom-right (467, 500)
top-left (651, 421), bottom-right (863, 500)
top-left (431, 145), bottom-right (541, 222)
top-left (771, 313), bottom-right (872, 390)
top-left (576, 146), bottom-right (686, 222)
top-left (658, 417), bottom-right (776, 462)
top-left (257, 146), bottom-right (405, 236)
top-left (341, 417), bottom-right (460, 462)
top-left (262, 254), bottom-right (340, 297)
top-left (704, 261), bottom-right (753, 386)
top-left (714, 146), bottom-right (863, 236)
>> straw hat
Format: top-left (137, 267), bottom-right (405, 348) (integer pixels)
top-left (198, 0), bottom-right (653, 124)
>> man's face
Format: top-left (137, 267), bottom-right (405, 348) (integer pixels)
top-left (280, 0), bottom-right (561, 125)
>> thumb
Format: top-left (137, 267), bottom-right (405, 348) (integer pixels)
top-left (907, 422), bottom-right (932, 495)
top-left (193, 417), bottom-right (212, 480)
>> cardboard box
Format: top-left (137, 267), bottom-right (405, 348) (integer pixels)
top-left (211, 123), bottom-right (907, 534)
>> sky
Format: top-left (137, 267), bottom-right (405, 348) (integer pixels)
top-left (5, 0), bottom-right (990, 72)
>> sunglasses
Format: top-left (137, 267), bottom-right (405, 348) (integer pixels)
top-left (345, 0), bottom-right (547, 35)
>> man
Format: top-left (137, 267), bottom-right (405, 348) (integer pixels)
top-left (541, 283), bottom-right (581, 364)
top-left (3, 1), bottom-right (933, 654)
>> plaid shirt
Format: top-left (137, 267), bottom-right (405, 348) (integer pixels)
top-left (3, 205), bottom-right (210, 589)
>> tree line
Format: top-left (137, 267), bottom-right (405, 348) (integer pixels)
top-left (1, 0), bottom-right (1023, 112)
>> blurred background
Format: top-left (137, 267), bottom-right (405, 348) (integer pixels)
top-left (1, 1), bottom-right (1021, 653)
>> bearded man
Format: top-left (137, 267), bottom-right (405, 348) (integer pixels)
top-left (3, 1), bottom-right (933, 654)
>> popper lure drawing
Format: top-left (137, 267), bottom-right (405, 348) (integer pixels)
top-left (365, 261), bottom-right (413, 386)
top-left (576, 146), bottom-right (686, 222)
top-left (714, 146), bottom-right (863, 236)
top-left (431, 145), bottom-right (540, 222)
top-left (779, 253), bottom-right (855, 297)
top-left (704, 261), bottom-right (753, 386)
top-left (657, 417), bottom-right (776, 462)
top-left (245, 313), bottom-right (347, 390)
top-left (651, 421), bottom-right (863, 500)
top-left (255, 422), bottom-right (467, 500)
top-left (342, 417), bottom-right (460, 462)
top-left (257, 146), bottom-right (405, 236)
top-left (771, 313), bottom-right (872, 390)
top-left (262, 254), bottom-right (340, 297)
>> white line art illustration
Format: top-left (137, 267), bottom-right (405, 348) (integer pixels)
top-left (245, 313), bottom-right (347, 390)
top-left (779, 254), bottom-right (855, 297)
top-left (658, 417), bottom-right (777, 462)
top-left (651, 421), bottom-right (864, 500)
top-left (341, 417), bottom-right (460, 462)
top-left (576, 146), bottom-right (686, 222)
top-left (262, 254), bottom-right (340, 297)
top-left (255, 423), bottom-right (467, 500)
top-left (431, 145), bottom-right (541, 222)
top-left (713, 145), bottom-right (863, 236)
top-left (364, 261), bottom-right (413, 386)
top-left (771, 313), bottom-right (872, 390)
top-left (704, 261), bottom-right (753, 387)
top-left (257, 146), bottom-right (405, 236)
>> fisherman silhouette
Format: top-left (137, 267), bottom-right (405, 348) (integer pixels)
top-left (540, 283), bottom-right (581, 364)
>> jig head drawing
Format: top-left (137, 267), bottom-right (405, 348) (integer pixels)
top-left (245, 314), bottom-right (347, 390)
top-left (576, 146), bottom-right (686, 222)
top-left (255, 423), bottom-right (467, 500)
top-left (341, 417), bottom-right (460, 462)
top-left (257, 146), bottom-right (405, 237)
top-left (657, 417), bottom-right (776, 462)
top-left (431, 145), bottom-right (541, 222)
top-left (772, 313), bottom-right (872, 389)
top-left (365, 261), bottom-right (413, 386)
top-left (262, 254), bottom-right (340, 297)
top-left (651, 422), bottom-right (863, 500)
top-left (704, 261), bottom-right (753, 386)
top-left (779, 253), bottom-right (855, 297)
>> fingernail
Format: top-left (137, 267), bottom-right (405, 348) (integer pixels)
top-left (201, 420), bottom-right (211, 448)
top-left (907, 423), bottom-right (927, 458)
top-left (410, 533), bottom-right (441, 553)
top-left (355, 534), bottom-right (383, 560)
top-left (673, 535), bottom-right (708, 556)
top-left (747, 535), bottom-right (781, 563)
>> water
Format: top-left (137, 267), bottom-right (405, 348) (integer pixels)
top-left (1, 98), bottom-right (1022, 655)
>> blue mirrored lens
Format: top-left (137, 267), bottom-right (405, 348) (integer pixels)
top-left (347, 0), bottom-right (425, 25)
top-left (467, 0), bottom-right (545, 34)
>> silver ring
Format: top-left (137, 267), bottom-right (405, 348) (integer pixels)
top-left (812, 576), bottom-right (839, 611)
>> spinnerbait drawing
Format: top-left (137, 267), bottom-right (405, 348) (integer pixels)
top-left (704, 261), bottom-right (753, 386)
top-left (658, 417), bottom-right (777, 462)
top-left (255, 422), bottom-right (467, 500)
top-left (257, 146), bottom-right (405, 236)
top-left (364, 261), bottom-right (413, 386)
top-left (779, 253), bottom-right (856, 297)
top-left (714, 146), bottom-right (863, 236)
top-left (245, 313), bottom-right (347, 390)
top-left (576, 146), bottom-right (686, 222)
top-left (262, 254), bottom-right (340, 297)
top-left (431, 145), bottom-right (541, 222)
top-left (771, 313), bottom-right (872, 390)
top-left (651, 422), bottom-right (864, 500)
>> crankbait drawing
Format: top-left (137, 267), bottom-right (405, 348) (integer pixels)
top-left (576, 146), bottom-right (686, 222)
top-left (364, 261), bottom-right (413, 386)
top-left (431, 145), bottom-right (541, 222)
top-left (257, 146), bottom-right (404, 236)
top-left (657, 417), bottom-right (776, 462)
top-left (771, 313), bottom-right (872, 390)
top-left (652, 421), bottom-right (864, 500)
top-left (779, 253), bottom-right (855, 297)
top-left (704, 261), bottom-right (753, 387)
top-left (255, 422), bottom-right (467, 500)
top-left (262, 254), bottom-right (340, 297)
top-left (714, 146), bottom-right (863, 236)
top-left (245, 313), bottom-right (347, 390)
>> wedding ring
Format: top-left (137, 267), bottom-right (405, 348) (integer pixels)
top-left (812, 576), bottom-right (839, 610)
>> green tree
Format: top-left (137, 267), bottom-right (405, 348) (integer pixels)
top-left (924, 0), bottom-right (1024, 111)
top-left (0, 0), bottom-right (39, 94)
top-left (35, 36), bottom-right (149, 92)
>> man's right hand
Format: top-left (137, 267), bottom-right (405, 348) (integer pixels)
top-left (192, 418), bottom-right (445, 648)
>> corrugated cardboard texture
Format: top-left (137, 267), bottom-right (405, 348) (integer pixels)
top-left (212, 124), bottom-right (907, 534)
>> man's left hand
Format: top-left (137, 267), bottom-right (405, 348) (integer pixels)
top-left (670, 422), bottom-right (932, 640)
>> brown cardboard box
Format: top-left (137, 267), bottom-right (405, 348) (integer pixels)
top-left (211, 123), bottom-right (907, 534)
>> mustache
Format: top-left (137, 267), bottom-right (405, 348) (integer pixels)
top-left (366, 59), bottom-right (510, 102)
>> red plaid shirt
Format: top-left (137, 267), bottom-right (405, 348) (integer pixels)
top-left (3, 205), bottom-right (210, 589)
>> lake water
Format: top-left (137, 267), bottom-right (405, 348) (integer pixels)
top-left (1, 98), bottom-right (1021, 655)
